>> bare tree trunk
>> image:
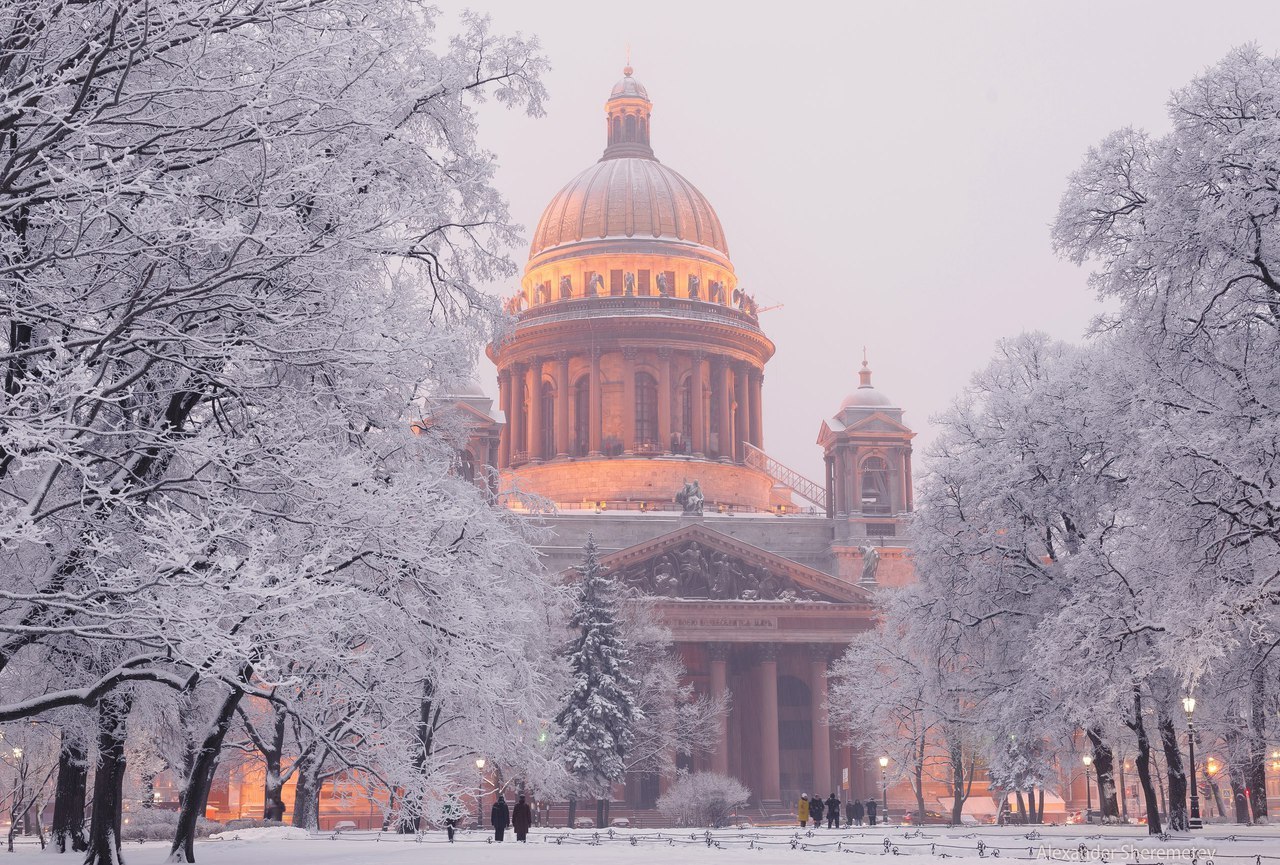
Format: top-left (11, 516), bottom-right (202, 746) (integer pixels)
top-left (290, 751), bottom-right (324, 832)
top-left (1035, 787), bottom-right (1045, 824)
top-left (1157, 713), bottom-right (1188, 831)
top-left (1086, 728), bottom-right (1120, 820)
top-left (948, 743), bottom-right (965, 826)
top-left (1125, 691), bottom-right (1162, 835)
top-left (261, 708), bottom-right (287, 822)
top-left (1247, 665), bottom-right (1269, 822)
top-left (169, 677), bottom-right (247, 863)
top-left (52, 735), bottom-right (89, 853)
top-left (85, 691), bottom-right (132, 865)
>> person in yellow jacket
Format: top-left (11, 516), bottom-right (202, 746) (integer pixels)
top-left (798, 793), bottom-right (810, 827)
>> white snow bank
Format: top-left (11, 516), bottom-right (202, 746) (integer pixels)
top-left (208, 826), bottom-right (312, 842)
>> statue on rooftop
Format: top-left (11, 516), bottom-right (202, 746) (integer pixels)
top-left (858, 544), bottom-right (880, 583)
top-left (676, 479), bottom-right (704, 516)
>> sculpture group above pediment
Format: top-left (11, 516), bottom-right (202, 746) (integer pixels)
top-left (619, 541), bottom-right (834, 603)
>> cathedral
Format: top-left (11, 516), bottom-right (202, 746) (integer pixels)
top-left (453, 66), bottom-right (918, 816)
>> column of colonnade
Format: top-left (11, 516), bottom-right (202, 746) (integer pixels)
top-left (495, 348), bottom-right (765, 470)
top-left (697, 641), bottom-right (842, 810)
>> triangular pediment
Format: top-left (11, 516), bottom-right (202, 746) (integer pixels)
top-left (844, 411), bottom-right (914, 436)
top-left (432, 399), bottom-right (501, 428)
top-left (590, 522), bottom-right (870, 604)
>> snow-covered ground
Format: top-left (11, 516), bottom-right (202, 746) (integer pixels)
top-left (7, 824), bottom-right (1280, 865)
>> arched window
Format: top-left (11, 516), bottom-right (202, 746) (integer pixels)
top-left (624, 114), bottom-right (637, 141)
top-left (861, 456), bottom-right (891, 514)
top-left (676, 375), bottom-right (693, 453)
top-left (573, 376), bottom-right (590, 457)
top-left (635, 372), bottom-right (658, 452)
top-left (611, 116), bottom-right (622, 144)
top-left (540, 381), bottom-right (555, 459)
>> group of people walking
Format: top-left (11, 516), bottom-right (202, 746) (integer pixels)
top-left (798, 793), bottom-right (880, 828)
top-left (440, 792), bottom-right (533, 843)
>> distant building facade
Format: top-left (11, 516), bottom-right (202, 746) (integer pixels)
top-left (464, 67), bottom-right (917, 814)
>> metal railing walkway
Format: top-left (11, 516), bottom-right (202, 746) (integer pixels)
top-left (743, 443), bottom-right (827, 511)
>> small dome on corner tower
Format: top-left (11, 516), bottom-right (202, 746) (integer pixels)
top-left (839, 355), bottom-right (896, 411)
top-left (610, 65), bottom-right (649, 101)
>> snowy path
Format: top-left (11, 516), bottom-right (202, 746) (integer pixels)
top-left (8, 825), bottom-right (1280, 864)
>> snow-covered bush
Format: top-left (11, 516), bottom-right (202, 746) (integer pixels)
top-left (656, 773), bottom-right (750, 828)
top-left (120, 811), bottom-right (223, 842)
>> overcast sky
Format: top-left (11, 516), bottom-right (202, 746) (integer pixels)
top-left (453, 0), bottom-right (1280, 482)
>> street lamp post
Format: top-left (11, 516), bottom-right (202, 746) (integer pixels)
top-left (879, 756), bottom-right (889, 825)
top-left (475, 758), bottom-right (486, 829)
top-left (1082, 756), bottom-right (1093, 823)
top-left (1183, 697), bottom-right (1202, 830)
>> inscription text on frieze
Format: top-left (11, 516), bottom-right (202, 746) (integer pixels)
top-left (666, 615), bottom-right (778, 631)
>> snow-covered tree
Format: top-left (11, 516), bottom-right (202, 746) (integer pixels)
top-left (555, 536), bottom-right (641, 824)
top-left (0, 0), bottom-right (560, 861)
top-left (655, 772), bottom-right (750, 828)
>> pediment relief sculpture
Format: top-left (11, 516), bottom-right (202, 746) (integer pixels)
top-left (620, 541), bottom-right (832, 602)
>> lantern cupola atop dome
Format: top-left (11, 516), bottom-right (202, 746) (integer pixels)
top-left (604, 65), bottom-right (654, 160)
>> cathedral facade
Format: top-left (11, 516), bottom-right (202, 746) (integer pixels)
top-left (460, 67), bottom-right (918, 816)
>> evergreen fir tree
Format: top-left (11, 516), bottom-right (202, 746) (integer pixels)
top-left (555, 535), bottom-right (641, 806)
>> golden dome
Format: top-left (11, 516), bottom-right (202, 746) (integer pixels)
top-left (529, 158), bottom-right (729, 259)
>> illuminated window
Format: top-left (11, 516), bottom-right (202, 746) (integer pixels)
top-left (540, 381), bottom-right (555, 458)
top-left (635, 372), bottom-right (658, 450)
top-left (573, 376), bottom-right (590, 456)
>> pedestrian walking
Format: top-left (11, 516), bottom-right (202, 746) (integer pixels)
top-left (442, 793), bottom-right (463, 842)
top-left (798, 793), bottom-right (810, 827)
top-left (491, 793), bottom-right (510, 842)
top-left (512, 793), bottom-right (532, 842)
top-left (850, 798), bottom-right (864, 827)
top-left (826, 794), bottom-right (840, 828)
top-left (810, 793), bottom-right (825, 827)
top-left (866, 797), bottom-right (878, 827)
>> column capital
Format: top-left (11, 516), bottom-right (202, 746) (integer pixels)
top-left (658, 346), bottom-right (674, 359)
top-left (556, 350), bottom-right (571, 363)
top-left (708, 642), bottom-right (732, 662)
top-left (622, 345), bottom-right (639, 361)
top-left (755, 642), bottom-right (780, 663)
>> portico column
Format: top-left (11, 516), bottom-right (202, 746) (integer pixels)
top-left (851, 448), bottom-right (863, 515)
top-left (709, 643), bottom-right (731, 776)
top-left (658, 347), bottom-right (673, 454)
top-left (733, 363), bottom-right (748, 463)
top-left (810, 647), bottom-right (833, 795)
top-left (825, 455), bottom-right (835, 519)
top-left (527, 357), bottom-right (544, 462)
top-left (750, 370), bottom-right (764, 449)
top-left (555, 353), bottom-right (571, 459)
top-left (497, 369), bottom-right (511, 469)
top-left (691, 352), bottom-right (706, 458)
top-left (757, 643), bottom-right (781, 805)
top-left (622, 346), bottom-right (637, 455)
top-left (589, 349), bottom-right (602, 457)
top-left (713, 358), bottom-right (730, 461)
top-left (905, 447), bottom-right (914, 511)
top-left (511, 362), bottom-right (526, 463)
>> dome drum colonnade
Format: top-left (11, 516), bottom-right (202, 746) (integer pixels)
top-left (488, 66), bottom-right (776, 510)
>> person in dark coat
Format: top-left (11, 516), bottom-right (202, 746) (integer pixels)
top-left (826, 794), bottom-right (840, 828)
top-left (810, 794), bottom-right (824, 827)
top-left (512, 794), bottom-right (532, 842)
top-left (865, 797), bottom-right (878, 826)
top-left (490, 793), bottom-right (510, 842)
top-left (850, 798), bottom-right (864, 827)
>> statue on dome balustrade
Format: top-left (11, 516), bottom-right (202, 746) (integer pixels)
top-left (587, 272), bottom-right (604, 296)
top-left (656, 272), bottom-right (671, 296)
top-left (688, 274), bottom-right (701, 299)
top-left (559, 275), bottom-right (572, 298)
top-left (708, 280), bottom-right (724, 303)
top-left (624, 272), bottom-right (636, 295)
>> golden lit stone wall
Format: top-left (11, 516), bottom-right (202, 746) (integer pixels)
top-left (503, 457), bottom-right (775, 511)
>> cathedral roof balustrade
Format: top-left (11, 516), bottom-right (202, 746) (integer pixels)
top-left (509, 294), bottom-right (763, 333)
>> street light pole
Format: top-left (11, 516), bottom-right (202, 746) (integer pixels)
top-left (1082, 756), bottom-right (1093, 823)
top-left (878, 756), bottom-right (889, 825)
top-left (476, 758), bottom-right (487, 829)
top-left (1183, 697), bottom-right (1201, 830)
